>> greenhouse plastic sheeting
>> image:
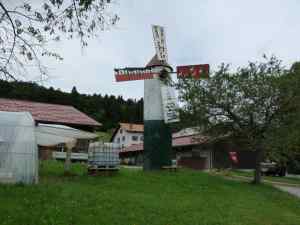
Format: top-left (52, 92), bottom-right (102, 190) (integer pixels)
top-left (0, 111), bottom-right (38, 184)
top-left (36, 124), bottom-right (98, 147)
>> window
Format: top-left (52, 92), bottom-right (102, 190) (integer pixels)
top-left (120, 129), bottom-right (123, 134)
top-left (140, 136), bottom-right (144, 141)
top-left (74, 139), bottom-right (89, 153)
top-left (122, 136), bottom-right (125, 141)
top-left (57, 143), bottom-right (65, 152)
top-left (132, 136), bottom-right (138, 141)
top-left (117, 138), bottom-right (120, 143)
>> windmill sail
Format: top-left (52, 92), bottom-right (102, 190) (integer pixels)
top-left (152, 25), bottom-right (168, 62)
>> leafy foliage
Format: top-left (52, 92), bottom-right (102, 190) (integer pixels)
top-left (264, 62), bottom-right (300, 169)
top-left (0, 0), bottom-right (119, 80)
top-left (177, 56), bottom-right (284, 146)
top-left (175, 56), bottom-right (297, 183)
top-left (0, 80), bottom-right (143, 130)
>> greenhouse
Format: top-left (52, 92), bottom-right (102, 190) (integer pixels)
top-left (0, 111), bottom-right (38, 184)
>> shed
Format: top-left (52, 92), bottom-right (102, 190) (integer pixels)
top-left (36, 124), bottom-right (98, 161)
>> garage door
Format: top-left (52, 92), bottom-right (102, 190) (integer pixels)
top-left (178, 157), bottom-right (207, 170)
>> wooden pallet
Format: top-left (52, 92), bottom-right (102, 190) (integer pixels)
top-left (162, 165), bottom-right (180, 172)
top-left (87, 166), bottom-right (119, 176)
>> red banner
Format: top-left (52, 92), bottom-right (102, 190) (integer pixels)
top-left (229, 151), bottom-right (238, 164)
top-left (114, 67), bottom-right (159, 82)
top-left (115, 73), bottom-right (157, 82)
top-left (177, 64), bottom-right (209, 79)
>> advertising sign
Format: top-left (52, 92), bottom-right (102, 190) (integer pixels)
top-left (229, 151), bottom-right (238, 164)
top-left (177, 64), bottom-right (210, 79)
top-left (114, 67), bottom-right (157, 82)
top-left (161, 85), bottom-right (180, 124)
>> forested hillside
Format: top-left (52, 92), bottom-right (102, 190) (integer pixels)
top-left (0, 80), bottom-right (143, 130)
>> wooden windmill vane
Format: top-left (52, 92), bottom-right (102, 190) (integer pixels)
top-left (115, 25), bottom-right (209, 124)
top-left (114, 25), bottom-right (209, 170)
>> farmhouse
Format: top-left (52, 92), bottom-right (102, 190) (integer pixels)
top-left (0, 98), bottom-right (100, 160)
top-left (119, 128), bottom-right (256, 170)
top-left (110, 123), bottom-right (144, 148)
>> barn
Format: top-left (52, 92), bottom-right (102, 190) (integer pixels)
top-left (0, 98), bottom-right (101, 160)
top-left (0, 98), bottom-right (101, 131)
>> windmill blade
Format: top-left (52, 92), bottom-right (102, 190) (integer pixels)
top-left (152, 25), bottom-right (168, 62)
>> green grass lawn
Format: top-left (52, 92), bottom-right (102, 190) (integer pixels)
top-left (0, 161), bottom-right (300, 225)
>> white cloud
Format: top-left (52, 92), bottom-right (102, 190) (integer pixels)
top-left (41, 0), bottom-right (300, 98)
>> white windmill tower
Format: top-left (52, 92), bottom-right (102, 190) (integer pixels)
top-left (114, 25), bottom-right (209, 170)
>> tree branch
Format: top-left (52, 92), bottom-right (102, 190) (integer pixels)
top-left (7, 10), bottom-right (42, 22)
top-left (72, 0), bottom-right (84, 44)
top-left (0, 2), bottom-right (16, 70)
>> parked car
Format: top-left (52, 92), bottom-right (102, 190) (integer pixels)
top-left (261, 161), bottom-right (286, 177)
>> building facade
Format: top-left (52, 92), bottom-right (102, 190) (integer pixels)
top-left (111, 123), bottom-right (144, 148)
top-left (119, 133), bottom-right (257, 170)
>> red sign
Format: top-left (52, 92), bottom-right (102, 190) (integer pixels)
top-left (114, 68), bottom-right (158, 82)
top-left (115, 73), bottom-right (157, 82)
top-left (177, 64), bottom-right (209, 79)
top-left (229, 151), bottom-right (238, 164)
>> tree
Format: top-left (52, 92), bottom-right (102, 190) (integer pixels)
top-left (264, 62), bottom-right (300, 172)
top-left (0, 0), bottom-right (119, 80)
top-left (176, 56), bottom-right (293, 184)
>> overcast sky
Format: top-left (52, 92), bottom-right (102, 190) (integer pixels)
top-left (42, 0), bottom-right (300, 99)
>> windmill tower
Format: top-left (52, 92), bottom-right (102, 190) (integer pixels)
top-left (114, 25), bottom-right (209, 171)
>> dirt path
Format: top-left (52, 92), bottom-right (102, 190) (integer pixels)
top-left (274, 185), bottom-right (300, 198)
top-left (213, 173), bottom-right (300, 199)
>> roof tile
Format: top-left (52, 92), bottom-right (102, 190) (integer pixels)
top-left (120, 135), bottom-right (210, 153)
top-left (119, 123), bottom-right (144, 132)
top-left (0, 98), bottom-right (101, 127)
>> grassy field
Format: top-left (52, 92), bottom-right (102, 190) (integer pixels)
top-left (0, 161), bottom-right (300, 225)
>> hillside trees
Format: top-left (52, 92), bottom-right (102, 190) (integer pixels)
top-left (0, 80), bottom-right (143, 130)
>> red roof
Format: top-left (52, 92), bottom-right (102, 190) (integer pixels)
top-left (0, 98), bottom-right (101, 127)
top-left (119, 123), bottom-right (144, 132)
top-left (120, 134), bottom-right (210, 154)
top-left (146, 54), bottom-right (171, 68)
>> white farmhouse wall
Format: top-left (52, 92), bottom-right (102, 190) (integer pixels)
top-left (112, 128), bottom-right (143, 148)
